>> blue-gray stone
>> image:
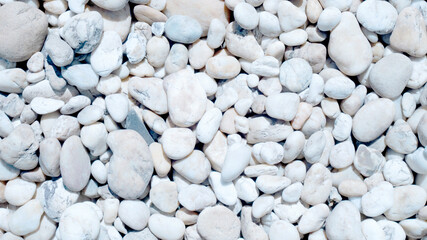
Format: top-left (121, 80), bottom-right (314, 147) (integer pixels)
top-left (165, 15), bottom-right (203, 44)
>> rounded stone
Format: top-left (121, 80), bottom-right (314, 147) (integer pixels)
top-left (107, 130), bottom-right (153, 199)
top-left (279, 58), bottom-right (312, 93)
top-left (165, 15), bottom-right (203, 44)
top-left (118, 200), bottom-right (150, 231)
top-left (356, 0), bottom-right (398, 34)
top-left (58, 202), bottom-right (101, 240)
top-left (197, 205), bottom-right (241, 240)
top-left (0, 2), bottom-right (48, 62)
top-left (369, 53), bottom-right (413, 99)
top-left (160, 128), bottom-right (196, 160)
top-left (352, 98), bottom-right (395, 142)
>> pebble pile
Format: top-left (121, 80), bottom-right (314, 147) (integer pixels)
top-left (0, 0), bottom-right (426, 239)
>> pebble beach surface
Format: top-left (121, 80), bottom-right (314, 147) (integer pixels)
top-left (0, 0), bottom-right (426, 239)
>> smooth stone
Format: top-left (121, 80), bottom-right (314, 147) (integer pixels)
top-left (133, 5), bottom-right (167, 24)
top-left (91, 160), bottom-right (107, 184)
top-left (328, 12), bottom-right (373, 76)
top-left (277, 1), bottom-right (307, 32)
top-left (148, 214), bottom-right (185, 240)
top-left (125, 32), bottom-right (147, 64)
top-left (123, 228), bottom-right (157, 240)
top-left (88, 4), bottom-right (132, 42)
top-left (0, 68), bottom-right (28, 93)
top-left (81, 123), bottom-right (108, 156)
top-left (36, 178), bottom-right (79, 222)
top-left (48, 115), bottom-right (80, 140)
top-left (165, 15), bottom-right (203, 44)
top-left (60, 11), bottom-right (103, 54)
top-left (165, 43), bottom-right (188, 73)
top-left (384, 185), bottom-right (427, 221)
top-left (338, 179), bottom-right (367, 197)
top-left (128, 77), bottom-right (168, 115)
top-left (96, 74), bottom-right (121, 95)
top-left (279, 58), bottom-right (312, 93)
top-left (0, 124), bottom-right (38, 170)
top-left (197, 205), bottom-right (241, 240)
top-left (91, 31), bottom-right (123, 77)
top-left (235, 176), bottom-right (259, 203)
top-left (361, 181), bottom-right (394, 217)
top-left (0, 2), bottom-right (48, 62)
top-left (356, 0), bottom-right (398, 34)
top-left (258, 11), bottom-right (281, 37)
top-left (369, 53), bottom-right (413, 99)
top-left (30, 97), bottom-right (64, 115)
top-left (161, 127), bottom-right (196, 160)
top-left (256, 175), bottom-right (291, 194)
top-left (324, 76), bottom-right (356, 100)
top-left (301, 163), bottom-right (332, 205)
top-left (318, 0), bottom-right (352, 11)
top-left (77, 105), bottom-right (104, 125)
top-left (107, 130), bottom-right (153, 199)
top-left (298, 204), bottom-right (330, 234)
top-left (149, 143), bottom-right (170, 179)
top-left (209, 171), bottom-right (237, 206)
top-left (234, 2), bottom-right (259, 30)
top-left (163, 0), bottom-right (230, 36)
top-left (150, 181), bottom-right (178, 213)
top-left (25, 214), bottom-right (57, 240)
top-left (250, 56), bottom-right (280, 77)
top-left (354, 145), bottom-right (386, 177)
top-left (164, 69), bottom-right (207, 127)
top-left (317, 7), bottom-right (341, 31)
top-left (196, 108), bottom-right (222, 144)
top-left (118, 200), bottom-right (150, 230)
top-left (207, 18), bottom-right (226, 48)
top-left (59, 202), bottom-right (101, 240)
top-left (390, 7), bottom-right (427, 57)
top-left (221, 141), bottom-right (251, 182)
top-left (279, 29), bottom-right (308, 46)
top-left (224, 22), bottom-right (264, 61)
top-left (0, 159), bottom-right (20, 181)
top-left (4, 178), bottom-right (36, 206)
top-left (252, 194), bottom-right (274, 218)
top-left (325, 201), bottom-right (365, 240)
top-left (9, 199), bottom-right (44, 236)
top-left (92, 0), bottom-right (128, 11)
top-left (60, 95), bottom-right (90, 115)
top-left (206, 55), bottom-right (241, 79)
top-left (385, 119), bottom-right (418, 154)
top-left (399, 218), bottom-right (427, 239)
top-left (269, 220), bottom-right (299, 240)
top-left (173, 150), bottom-right (211, 184)
top-left (265, 93), bottom-right (300, 121)
top-left (60, 136), bottom-right (91, 192)
top-left (178, 184), bottom-right (216, 211)
top-left (62, 64), bottom-right (99, 90)
top-left (44, 34), bottom-right (74, 67)
top-left (352, 98), bottom-right (395, 142)
top-left (105, 93), bottom-right (129, 123)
